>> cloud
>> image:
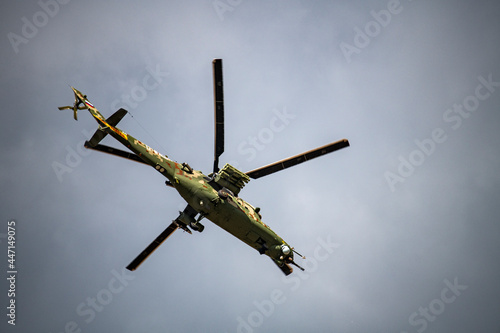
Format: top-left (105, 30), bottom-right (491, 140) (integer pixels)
top-left (1, 1), bottom-right (500, 332)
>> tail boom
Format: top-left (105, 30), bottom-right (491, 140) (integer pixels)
top-left (59, 87), bottom-right (177, 180)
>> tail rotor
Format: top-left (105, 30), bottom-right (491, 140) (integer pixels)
top-left (58, 89), bottom-right (87, 120)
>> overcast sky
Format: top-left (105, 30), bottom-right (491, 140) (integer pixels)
top-left (1, 1), bottom-right (500, 332)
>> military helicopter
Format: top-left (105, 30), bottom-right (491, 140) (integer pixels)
top-left (58, 59), bottom-right (349, 275)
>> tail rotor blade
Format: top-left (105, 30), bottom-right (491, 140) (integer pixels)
top-left (58, 106), bottom-right (78, 120)
top-left (58, 90), bottom-right (83, 120)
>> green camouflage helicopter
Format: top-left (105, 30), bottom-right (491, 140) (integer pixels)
top-left (58, 59), bottom-right (349, 275)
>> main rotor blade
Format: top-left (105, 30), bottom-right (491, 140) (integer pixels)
top-left (213, 58), bottom-right (224, 173)
top-left (246, 139), bottom-right (350, 179)
top-left (84, 141), bottom-right (150, 166)
top-left (126, 222), bottom-right (179, 271)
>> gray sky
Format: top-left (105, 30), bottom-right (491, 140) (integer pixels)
top-left (1, 1), bottom-right (500, 332)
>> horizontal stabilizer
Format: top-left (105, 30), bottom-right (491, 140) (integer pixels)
top-left (87, 129), bottom-right (107, 147)
top-left (87, 108), bottom-right (128, 147)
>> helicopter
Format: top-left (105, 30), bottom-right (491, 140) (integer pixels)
top-left (58, 59), bottom-right (349, 275)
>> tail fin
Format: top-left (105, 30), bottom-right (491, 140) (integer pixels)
top-left (87, 108), bottom-right (128, 147)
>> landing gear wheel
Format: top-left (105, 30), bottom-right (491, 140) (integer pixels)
top-left (190, 222), bottom-right (205, 233)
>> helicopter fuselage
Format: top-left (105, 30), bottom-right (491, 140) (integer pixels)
top-left (77, 89), bottom-right (294, 267)
top-left (61, 56), bottom-right (349, 275)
